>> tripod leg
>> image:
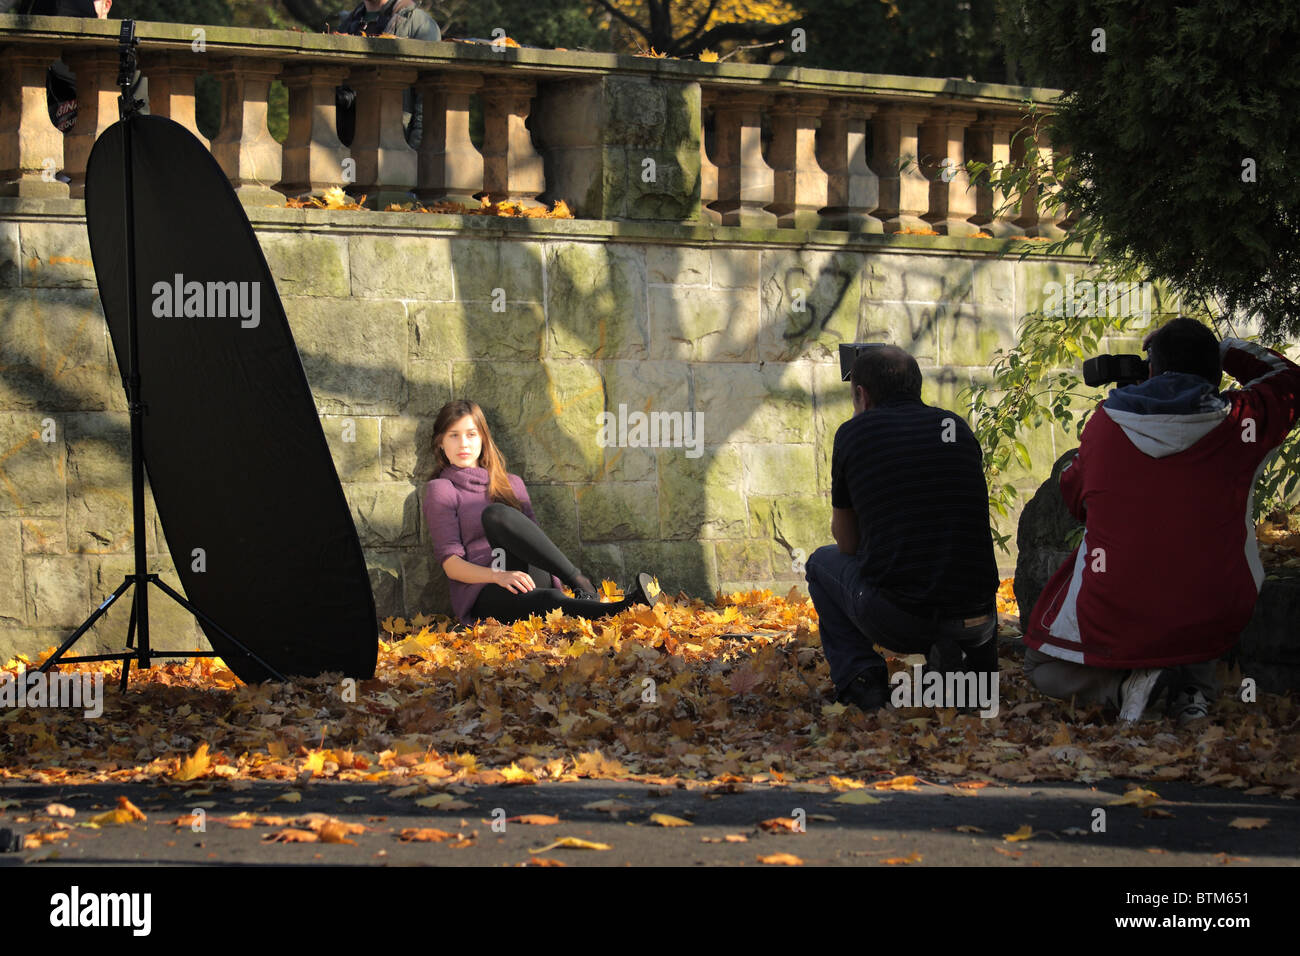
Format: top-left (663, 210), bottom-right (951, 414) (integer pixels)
top-left (120, 584), bottom-right (140, 692)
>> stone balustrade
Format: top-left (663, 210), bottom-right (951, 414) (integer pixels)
top-left (1, 15), bottom-right (1064, 231)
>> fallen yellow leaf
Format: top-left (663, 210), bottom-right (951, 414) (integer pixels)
top-left (532, 837), bottom-right (612, 852)
top-left (174, 742), bottom-right (211, 782)
top-left (648, 813), bottom-right (692, 827)
top-left (757, 852), bottom-right (803, 865)
top-left (833, 791), bottom-right (883, 805)
top-left (1003, 825), bottom-right (1034, 842)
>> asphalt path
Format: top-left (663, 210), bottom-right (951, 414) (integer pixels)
top-left (2, 777), bottom-right (1295, 868)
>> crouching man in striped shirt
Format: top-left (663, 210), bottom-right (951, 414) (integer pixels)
top-left (806, 346), bottom-right (1000, 713)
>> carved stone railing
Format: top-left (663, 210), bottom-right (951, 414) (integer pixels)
top-left (0, 15), bottom-right (1065, 233)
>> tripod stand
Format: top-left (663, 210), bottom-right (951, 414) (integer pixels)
top-left (38, 20), bottom-right (286, 690)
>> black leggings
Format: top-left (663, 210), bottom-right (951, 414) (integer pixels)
top-left (469, 503), bottom-right (638, 624)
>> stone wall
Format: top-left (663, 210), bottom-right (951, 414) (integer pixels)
top-left (1, 196), bottom-right (1122, 662)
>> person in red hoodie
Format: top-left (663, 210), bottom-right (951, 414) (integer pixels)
top-left (1022, 317), bottom-right (1300, 725)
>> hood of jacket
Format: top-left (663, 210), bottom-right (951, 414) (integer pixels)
top-left (1099, 371), bottom-right (1230, 459)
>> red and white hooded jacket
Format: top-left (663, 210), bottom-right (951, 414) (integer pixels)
top-left (1023, 338), bottom-right (1300, 669)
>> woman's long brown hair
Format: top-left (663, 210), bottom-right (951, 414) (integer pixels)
top-left (430, 399), bottom-right (522, 510)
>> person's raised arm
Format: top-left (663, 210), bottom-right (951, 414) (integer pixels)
top-left (1220, 337), bottom-right (1300, 450)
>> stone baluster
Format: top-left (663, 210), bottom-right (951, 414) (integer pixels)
top-left (480, 77), bottom-right (545, 208)
top-left (61, 50), bottom-right (120, 200)
top-left (276, 63), bottom-right (351, 198)
top-left (210, 57), bottom-right (284, 206)
top-left (919, 107), bottom-right (979, 236)
top-left (1032, 126), bottom-right (1068, 238)
top-left (345, 64), bottom-right (419, 208)
top-left (0, 48), bottom-right (70, 199)
top-left (967, 111), bottom-right (1022, 237)
top-left (1009, 122), bottom-right (1041, 235)
top-left (767, 93), bottom-right (828, 229)
top-left (413, 71), bottom-right (484, 206)
top-left (148, 54), bottom-right (211, 150)
top-left (707, 90), bottom-right (774, 227)
top-left (871, 103), bottom-right (930, 233)
top-left (816, 97), bottom-right (881, 233)
top-left (698, 95), bottom-right (721, 225)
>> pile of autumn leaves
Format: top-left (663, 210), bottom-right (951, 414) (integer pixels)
top-left (2, 586), bottom-right (1299, 797)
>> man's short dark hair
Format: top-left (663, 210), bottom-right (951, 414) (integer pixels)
top-left (1147, 317), bottom-right (1222, 388)
top-left (850, 345), bottom-right (923, 405)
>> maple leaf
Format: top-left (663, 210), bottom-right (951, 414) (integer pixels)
top-left (1227, 817), bottom-right (1269, 829)
top-left (1003, 825), bottom-right (1034, 842)
top-left (882, 852), bottom-right (923, 864)
top-left (508, 814), bottom-right (560, 825)
top-left (728, 667), bottom-right (763, 695)
top-left (263, 828), bottom-right (318, 843)
top-left (174, 742), bottom-right (211, 782)
top-left (1108, 787), bottom-right (1162, 808)
top-left (698, 49), bottom-right (719, 62)
top-left (532, 837), bottom-right (611, 852)
top-left (648, 813), bottom-right (692, 827)
top-left (757, 852), bottom-right (803, 865)
top-left (89, 796), bottom-right (147, 826)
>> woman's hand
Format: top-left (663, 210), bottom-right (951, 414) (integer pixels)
top-left (494, 568), bottom-right (536, 593)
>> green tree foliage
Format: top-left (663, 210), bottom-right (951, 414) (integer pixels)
top-left (788, 0), bottom-right (1016, 81)
top-left (1003, 0), bottom-right (1300, 342)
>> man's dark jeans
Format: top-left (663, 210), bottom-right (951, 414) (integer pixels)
top-left (804, 544), bottom-right (996, 694)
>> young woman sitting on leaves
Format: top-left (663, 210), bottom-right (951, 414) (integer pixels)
top-left (423, 399), bottom-right (659, 626)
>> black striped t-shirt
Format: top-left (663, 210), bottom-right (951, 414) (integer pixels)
top-left (830, 398), bottom-right (998, 617)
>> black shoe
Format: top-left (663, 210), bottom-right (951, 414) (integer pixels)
top-left (573, 573), bottom-right (599, 601)
top-left (837, 668), bottom-right (889, 711)
top-left (629, 571), bottom-right (664, 606)
top-left (927, 637), bottom-right (964, 675)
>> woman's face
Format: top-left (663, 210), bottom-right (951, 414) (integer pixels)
top-left (440, 414), bottom-right (483, 468)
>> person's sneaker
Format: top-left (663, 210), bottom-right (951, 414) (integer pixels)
top-left (837, 668), bottom-right (889, 712)
top-left (1168, 686), bottom-right (1211, 727)
top-left (1118, 668), bottom-right (1174, 723)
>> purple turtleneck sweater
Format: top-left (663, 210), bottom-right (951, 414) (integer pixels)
top-left (424, 465), bottom-right (563, 624)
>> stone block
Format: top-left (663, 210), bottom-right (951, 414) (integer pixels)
top-left (257, 231), bottom-right (349, 298)
top-left (24, 554), bottom-right (91, 629)
top-left (403, 358), bottom-right (451, 418)
top-left (0, 519), bottom-right (23, 625)
top-left (21, 517), bottom-right (65, 554)
top-left (545, 242), bottom-right (648, 360)
top-left (714, 538), bottom-right (773, 583)
top-left (857, 301), bottom-right (938, 365)
top-left (874, 253), bottom-right (968, 303)
top-left (648, 285), bottom-right (757, 362)
top-left (282, 296), bottom-right (406, 414)
top-left (451, 240), bottom-right (544, 303)
top-left (348, 234), bottom-right (453, 300)
top-left (742, 443), bottom-right (817, 497)
top-left (19, 221), bottom-right (96, 289)
top-left (380, 415), bottom-right (433, 483)
top-left (343, 482), bottom-right (422, 548)
top-left (646, 244), bottom-right (709, 286)
top-left (401, 548), bottom-right (449, 621)
top-left (410, 299), bottom-right (544, 361)
top-left (0, 222), bottom-right (19, 289)
top-left (576, 481), bottom-right (658, 541)
top-left (970, 259), bottom-right (1014, 310)
top-left (658, 445), bottom-right (746, 540)
top-left (366, 550), bottom-right (403, 623)
top-left (577, 542), bottom-right (625, 589)
top-left (710, 248), bottom-right (760, 291)
top-left (937, 306), bottom-right (1015, 369)
top-left (748, 494), bottom-right (831, 556)
top-left (0, 289), bottom-right (113, 410)
top-left (759, 249), bottom-right (863, 363)
top-left (320, 414), bottom-right (380, 482)
top-left (693, 362), bottom-right (814, 445)
top-left (0, 412), bottom-right (66, 518)
top-left (811, 361), bottom-right (851, 491)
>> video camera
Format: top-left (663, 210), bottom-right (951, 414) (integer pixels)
top-left (838, 342), bottom-right (888, 382)
top-left (1082, 353), bottom-right (1150, 388)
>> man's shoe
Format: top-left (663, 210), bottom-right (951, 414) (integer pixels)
top-left (927, 637), bottom-right (964, 675)
top-left (1169, 686), bottom-right (1211, 727)
top-left (837, 669), bottom-right (889, 712)
top-left (1118, 668), bottom-right (1174, 723)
